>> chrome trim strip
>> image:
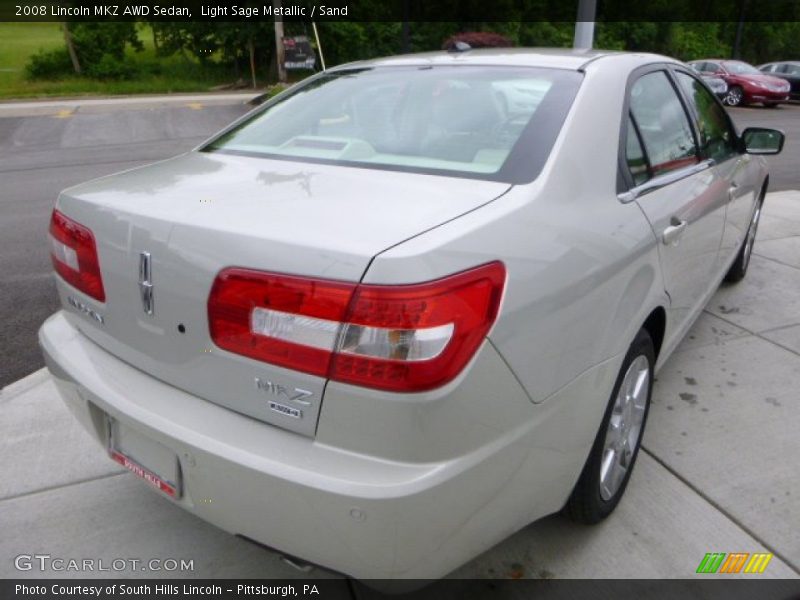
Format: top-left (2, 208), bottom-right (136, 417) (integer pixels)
top-left (618, 159), bottom-right (714, 204)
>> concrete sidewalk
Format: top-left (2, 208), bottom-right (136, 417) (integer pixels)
top-left (2, 192), bottom-right (799, 581)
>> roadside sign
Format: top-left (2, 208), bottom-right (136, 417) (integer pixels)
top-left (283, 36), bottom-right (316, 70)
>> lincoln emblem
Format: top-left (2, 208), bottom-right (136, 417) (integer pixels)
top-left (138, 252), bottom-right (154, 315)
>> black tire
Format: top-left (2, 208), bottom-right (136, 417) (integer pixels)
top-left (725, 85), bottom-right (744, 106)
top-left (724, 188), bottom-right (765, 283)
top-left (564, 328), bottom-right (655, 524)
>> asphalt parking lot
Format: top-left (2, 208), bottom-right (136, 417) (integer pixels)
top-left (1, 95), bottom-right (799, 585)
top-left (0, 95), bottom-right (255, 388)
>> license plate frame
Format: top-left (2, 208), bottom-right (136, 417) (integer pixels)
top-left (108, 417), bottom-right (182, 499)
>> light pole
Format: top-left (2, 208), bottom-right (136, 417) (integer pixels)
top-left (573, 0), bottom-right (597, 50)
top-left (732, 0), bottom-right (747, 59)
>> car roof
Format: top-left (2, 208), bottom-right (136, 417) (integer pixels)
top-left (328, 47), bottom-right (677, 72)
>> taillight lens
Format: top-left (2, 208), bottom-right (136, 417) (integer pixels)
top-left (49, 209), bottom-right (105, 302)
top-left (208, 270), bottom-right (354, 377)
top-left (208, 262), bottom-right (506, 392)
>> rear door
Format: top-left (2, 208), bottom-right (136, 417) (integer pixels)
top-left (621, 68), bottom-right (728, 333)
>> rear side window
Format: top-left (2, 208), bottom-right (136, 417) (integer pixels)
top-left (675, 71), bottom-right (738, 164)
top-left (629, 71), bottom-right (698, 178)
top-left (625, 116), bottom-right (650, 186)
top-left (204, 66), bottom-right (583, 184)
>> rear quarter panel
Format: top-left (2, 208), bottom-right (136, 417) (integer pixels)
top-left (313, 56), bottom-right (671, 539)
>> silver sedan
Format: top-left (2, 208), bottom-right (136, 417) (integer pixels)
top-left (40, 48), bottom-right (783, 581)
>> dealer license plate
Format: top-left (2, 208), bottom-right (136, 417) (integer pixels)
top-left (108, 418), bottom-right (181, 498)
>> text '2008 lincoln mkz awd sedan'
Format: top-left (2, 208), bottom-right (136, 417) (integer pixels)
top-left (40, 48), bottom-right (783, 581)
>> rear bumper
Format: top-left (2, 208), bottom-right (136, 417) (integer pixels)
top-left (39, 310), bottom-right (620, 579)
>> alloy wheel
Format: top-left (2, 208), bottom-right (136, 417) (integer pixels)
top-left (599, 354), bottom-right (650, 501)
top-left (726, 87), bottom-right (743, 106)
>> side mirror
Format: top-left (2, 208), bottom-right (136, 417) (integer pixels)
top-left (741, 127), bottom-right (785, 155)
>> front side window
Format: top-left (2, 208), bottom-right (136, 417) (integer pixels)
top-left (204, 66), bottom-right (582, 183)
top-left (675, 71), bottom-right (738, 164)
top-left (629, 71), bottom-right (699, 177)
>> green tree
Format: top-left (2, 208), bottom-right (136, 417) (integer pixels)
top-left (70, 22), bottom-right (143, 74)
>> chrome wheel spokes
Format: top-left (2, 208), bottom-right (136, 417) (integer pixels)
top-left (726, 87), bottom-right (743, 106)
top-left (600, 355), bottom-right (650, 501)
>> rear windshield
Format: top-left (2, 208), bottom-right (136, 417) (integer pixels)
top-left (203, 66), bottom-right (582, 183)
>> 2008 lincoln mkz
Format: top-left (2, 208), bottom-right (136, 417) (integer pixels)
top-left (39, 49), bottom-right (783, 580)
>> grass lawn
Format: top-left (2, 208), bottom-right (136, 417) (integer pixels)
top-left (0, 23), bottom-right (63, 95)
top-left (0, 23), bottom-right (243, 99)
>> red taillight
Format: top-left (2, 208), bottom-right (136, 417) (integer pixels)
top-left (208, 262), bottom-right (506, 392)
top-left (208, 270), bottom-right (354, 378)
top-left (49, 209), bottom-right (105, 302)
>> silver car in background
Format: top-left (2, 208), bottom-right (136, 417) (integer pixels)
top-left (702, 74), bottom-right (729, 99)
top-left (40, 49), bottom-right (783, 581)
top-left (689, 59), bottom-right (728, 98)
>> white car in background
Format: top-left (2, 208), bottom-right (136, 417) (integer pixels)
top-left (40, 48), bottom-right (783, 581)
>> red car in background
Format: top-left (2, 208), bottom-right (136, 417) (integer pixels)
top-left (688, 59), bottom-right (791, 107)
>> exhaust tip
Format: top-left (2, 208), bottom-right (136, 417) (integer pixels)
top-left (279, 554), bottom-right (315, 573)
top-left (236, 534), bottom-right (316, 574)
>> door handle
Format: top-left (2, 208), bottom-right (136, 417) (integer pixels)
top-left (662, 218), bottom-right (688, 245)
